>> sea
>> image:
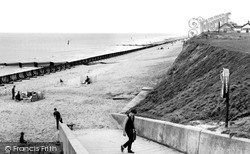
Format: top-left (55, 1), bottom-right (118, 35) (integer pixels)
top-left (0, 33), bottom-right (175, 63)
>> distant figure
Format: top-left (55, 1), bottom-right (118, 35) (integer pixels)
top-left (121, 109), bottom-right (137, 153)
top-left (12, 85), bottom-right (15, 100)
top-left (20, 132), bottom-right (27, 144)
top-left (83, 76), bottom-right (91, 84)
top-left (4, 87), bottom-right (7, 95)
top-left (15, 91), bottom-right (22, 101)
top-left (67, 40), bottom-right (70, 45)
top-left (60, 79), bottom-right (64, 85)
top-left (53, 108), bottom-right (63, 130)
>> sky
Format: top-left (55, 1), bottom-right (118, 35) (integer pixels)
top-left (0, 0), bottom-right (249, 35)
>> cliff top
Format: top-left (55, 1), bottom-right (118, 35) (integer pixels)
top-left (132, 32), bottom-right (250, 139)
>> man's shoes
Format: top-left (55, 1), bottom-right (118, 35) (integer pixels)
top-left (121, 145), bottom-right (124, 152)
top-left (128, 150), bottom-right (134, 153)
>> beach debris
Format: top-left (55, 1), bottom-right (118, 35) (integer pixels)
top-left (1, 110), bottom-right (12, 114)
top-left (112, 97), bottom-right (129, 100)
top-left (67, 123), bottom-right (75, 130)
top-left (158, 47), bottom-right (164, 50)
top-left (19, 91), bottom-right (45, 102)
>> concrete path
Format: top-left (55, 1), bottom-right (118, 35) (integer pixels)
top-left (74, 129), bottom-right (183, 154)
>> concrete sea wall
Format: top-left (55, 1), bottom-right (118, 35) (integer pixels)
top-left (59, 122), bottom-right (89, 154)
top-left (111, 113), bottom-right (250, 154)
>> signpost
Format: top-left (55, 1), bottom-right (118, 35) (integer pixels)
top-left (220, 68), bottom-right (230, 128)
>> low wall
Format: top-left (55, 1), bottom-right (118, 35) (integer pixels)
top-left (111, 113), bottom-right (250, 154)
top-left (198, 130), bottom-right (250, 154)
top-left (59, 123), bottom-right (89, 154)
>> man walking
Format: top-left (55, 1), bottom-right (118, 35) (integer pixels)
top-left (12, 85), bottom-right (15, 100)
top-left (53, 108), bottom-right (63, 130)
top-left (121, 109), bottom-right (137, 153)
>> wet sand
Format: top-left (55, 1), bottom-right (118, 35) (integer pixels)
top-left (0, 41), bottom-right (183, 142)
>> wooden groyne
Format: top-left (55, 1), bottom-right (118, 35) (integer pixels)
top-left (0, 39), bottom-right (183, 86)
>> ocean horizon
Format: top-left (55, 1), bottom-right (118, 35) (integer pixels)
top-left (0, 33), bottom-right (175, 63)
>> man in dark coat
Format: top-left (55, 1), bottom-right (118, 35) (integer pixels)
top-left (121, 109), bottom-right (137, 153)
top-left (12, 85), bottom-right (15, 100)
top-left (53, 108), bottom-right (63, 130)
top-left (20, 132), bottom-right (27, 144)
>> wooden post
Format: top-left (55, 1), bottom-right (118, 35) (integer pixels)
top-left (225, 93), bottom-right (229, 128)
top-left (19, 62), bottom-right (22, 68)
top-left (218, 22), bottom-right (221, 33)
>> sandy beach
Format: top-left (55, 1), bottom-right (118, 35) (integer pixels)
top-left (0, 41), bottom-right (183, 142)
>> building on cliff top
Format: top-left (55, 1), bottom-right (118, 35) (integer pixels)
top-left (220, 21), bottom-right (250, 33)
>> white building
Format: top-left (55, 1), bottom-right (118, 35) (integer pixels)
top-left (219, 23), bottom-right (234, 33)
top-left (219, 21), bottom-right (250, 33)
top-left (240, 21), bottom-right (250, 33)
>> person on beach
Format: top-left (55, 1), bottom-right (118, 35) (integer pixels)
top-left (4, 87), bottom-right (7, 95)
top-left (121, 109), bottom-right (137, 153)
top-left (15, 91), bottom-right (22, 101)
top-left (60, 79), bottom-right (64, 85)
top-left (53, 108), bottom-right (63, 130)
top-left (20, 132), bottom-right (27, 144)
top-left (12, 85), bottom-right (15, 100)
top-left (83, 76), bottom-right (91, 84)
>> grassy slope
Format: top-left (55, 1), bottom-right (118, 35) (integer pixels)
top-left (132, 32), bottom-right (250, 126)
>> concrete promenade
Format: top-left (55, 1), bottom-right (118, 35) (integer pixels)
top-left (74, 129), bottom-right (183, 154)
